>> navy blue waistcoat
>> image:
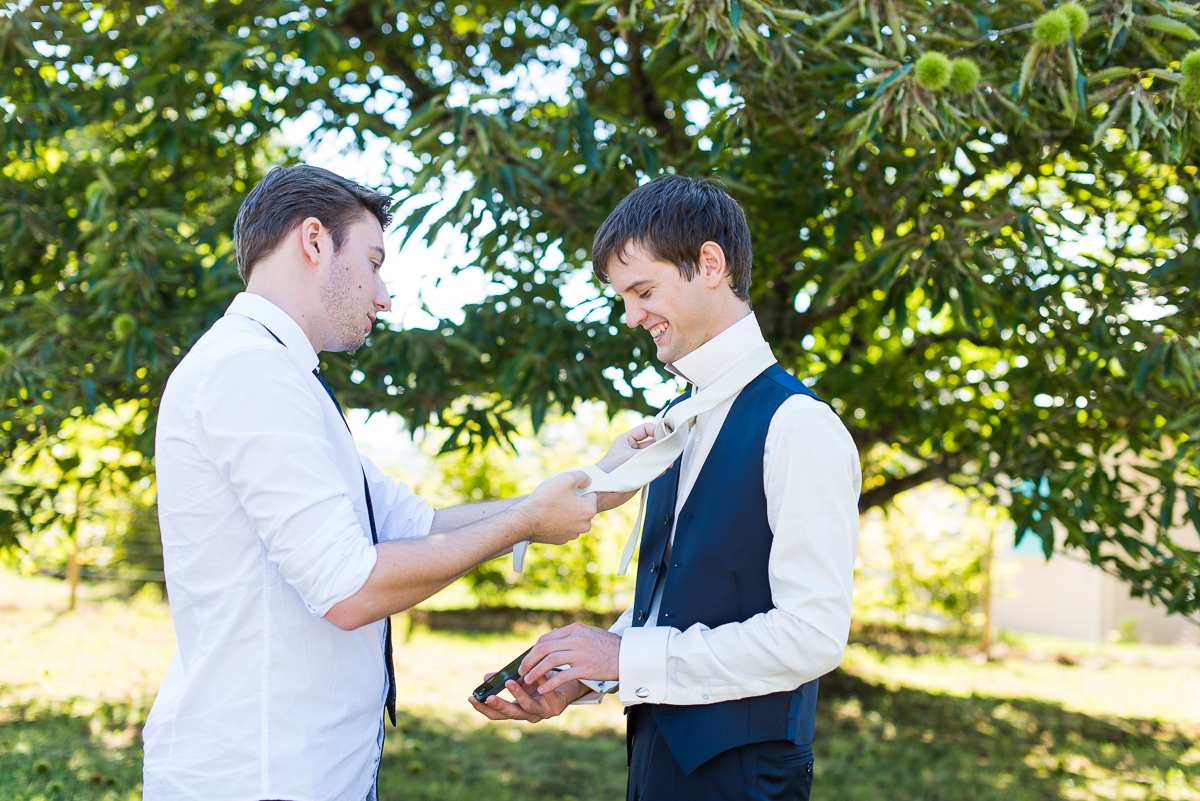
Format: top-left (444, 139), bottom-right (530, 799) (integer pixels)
top-left (629, 364), bottom-right (830, 776)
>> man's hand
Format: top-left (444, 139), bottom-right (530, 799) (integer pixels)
top-left (468, 674), bottom-right (586, 723)
top-left (519, 623), bottom-right (621, 695)
top-left (517, 472), bottom-right (597, 544)
top-left (594, 421), bottom-right (656, 512)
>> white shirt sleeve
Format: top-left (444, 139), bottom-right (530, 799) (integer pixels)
top-left (609, 603), bottom-right (636, 637)
top-left (361, 455), bottom-right (436, 543)
top-left (195, 343), bottom-right (379, 618)
top-left (617, 395), bottom-right (861, 706)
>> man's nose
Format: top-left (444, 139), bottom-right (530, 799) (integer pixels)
top-left (375, 277), bottom-right (392, 312)
top-left (624, 301), bottom-right (646, 329)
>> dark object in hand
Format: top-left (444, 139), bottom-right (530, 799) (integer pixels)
top-left (472, 647), bottom-right (533, 702)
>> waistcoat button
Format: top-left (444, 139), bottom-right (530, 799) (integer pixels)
top-left (663, 515), bottom-right (670, 525)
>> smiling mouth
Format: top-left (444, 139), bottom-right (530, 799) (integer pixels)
top-left (649, 322), bottom-right (669, 341)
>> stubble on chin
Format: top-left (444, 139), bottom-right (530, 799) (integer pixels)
top-left (319, 259), bottom-right (368, 353)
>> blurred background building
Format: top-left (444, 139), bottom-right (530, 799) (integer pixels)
top-left (994, 532), bottom-right (1200, 645)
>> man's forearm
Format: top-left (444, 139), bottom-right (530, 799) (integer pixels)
top-left (432, 498), bottom-right (528, 564)
top-left (326, 504), bottom-right (532, 629)
top-left (430, 497), bottom-right (523, 535)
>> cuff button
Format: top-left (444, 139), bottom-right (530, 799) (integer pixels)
top-left (635, 687), bottom-right (650, 699)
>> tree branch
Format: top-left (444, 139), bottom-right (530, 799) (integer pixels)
top-left (335, 6), bottom-right (438, 108)
top-left (619, 8), bottom-right (685, 156)
top-left (757, 291), bottom-right (858, 348)
top-left (859, 460), bottom-right (959, 511)
top-left (903, 331), bottom-right (988, 356)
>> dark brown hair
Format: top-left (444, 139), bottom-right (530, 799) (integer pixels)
top-left (591, 174), bottom-right (753, 301)
top-left (233, 165), bottom-right (394, 282)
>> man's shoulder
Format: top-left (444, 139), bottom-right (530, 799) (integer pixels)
top-left (767, 387), bottom-right (859, 462)
top-left (166, 315), bottom-right (287, 395)
top-left (183, 314), bottom-right (280, 364)
top-left (761, 364), bottom-right (831, 409)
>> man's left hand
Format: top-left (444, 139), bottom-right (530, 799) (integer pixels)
top-left (468, 675), bottom-right (584, 723)
top-left (519, 623), bottom-right (620, 694)
top-left (594, 422), bottom-right (656, 512)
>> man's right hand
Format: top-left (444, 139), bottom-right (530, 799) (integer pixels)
top-left (468, 674), bottom-right (585, 723)
top-left (517, 471), bottom-right (597, 545)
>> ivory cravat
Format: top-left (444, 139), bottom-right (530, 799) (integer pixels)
top-left (512, 343), bottom-right (778, 573)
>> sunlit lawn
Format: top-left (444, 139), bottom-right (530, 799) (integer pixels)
top-left (1, 571), bottom-right (1198, 800)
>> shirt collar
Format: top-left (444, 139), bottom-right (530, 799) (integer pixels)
top-left (225, 292), bottom-right (320, 373)
top-left (666, 312), bottom-right (768, 391)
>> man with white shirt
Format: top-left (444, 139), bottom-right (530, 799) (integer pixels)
top-left (143, 165), bottom-right (649, 801)
top-left (470, 175), bottom-right (861, 800)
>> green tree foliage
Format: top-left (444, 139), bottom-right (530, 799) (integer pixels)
top-left (2, 0), bottom-right (1198, 618)
top-left (0, 403), bottom-right (157, 605)
top-left (854, 486), bottom-right (999, 628)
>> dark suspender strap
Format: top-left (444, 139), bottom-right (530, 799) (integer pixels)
top-left (256, 322), bottom-right (397, 728)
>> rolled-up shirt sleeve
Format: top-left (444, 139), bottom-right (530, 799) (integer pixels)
top-left (618, 395), bottom-right (861, 706)
top-left (362, 455), bottom-right (436, 543)
top-left (196, 344), bottom-right (378, 618)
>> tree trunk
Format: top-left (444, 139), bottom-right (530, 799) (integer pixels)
top-left (980, 524), bottom-right (995, 658)
top-left (66, 523), bottom-right (81, 612)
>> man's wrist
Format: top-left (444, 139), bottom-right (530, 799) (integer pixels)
top-left (595, 455), bottom-right (619, 473)
top-left (495, 500), bottom-right (537, 546)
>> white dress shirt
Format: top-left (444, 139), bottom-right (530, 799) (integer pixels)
top-left (143, 293), bottom-right (435, 801)
top-left (612, 313), bottom-right (861, 707)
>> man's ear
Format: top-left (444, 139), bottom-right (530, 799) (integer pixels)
top-left (697, 241), bottom-right (728, 288)
top-left (298, 216), bottom-right (326, 267)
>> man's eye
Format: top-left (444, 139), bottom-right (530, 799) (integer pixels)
top-left (371, 261), bottom-right (381, 272)
top-left (638, 291), bottom-right (651, 300)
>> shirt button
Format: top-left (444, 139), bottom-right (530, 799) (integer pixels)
top-left (703, 694), bottom-right (710, 701)
top-left (636, 687), bottom-right (650, 699)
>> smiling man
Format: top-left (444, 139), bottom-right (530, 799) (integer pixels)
top-left (142, 165), bottom-right (651, 801)
top-left (470, 175), bottom-right (862, 800)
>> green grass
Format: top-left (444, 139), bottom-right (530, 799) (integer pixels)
top-left (815, 670), bottom-right (1198, 801)
top-left (2, 698), bottom-right (146, 800)
top-left (2, 571), bottom-right (1198, 800)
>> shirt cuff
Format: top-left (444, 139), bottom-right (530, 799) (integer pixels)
top-left (618, 626), bottom-right (673, 705)
top-left (569, 690), bottom-right (604, 705)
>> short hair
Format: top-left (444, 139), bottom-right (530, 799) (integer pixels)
top-left (233, 165), bottom-right (394, 282)
top-left (591, 174), bottom-right (753, 301)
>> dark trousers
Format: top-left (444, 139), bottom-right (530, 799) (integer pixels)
top-left (626, 707), bottom-right (814, 801)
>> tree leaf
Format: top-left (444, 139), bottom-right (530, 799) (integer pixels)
top-left (1139, 14), bottom-right (1200, 40)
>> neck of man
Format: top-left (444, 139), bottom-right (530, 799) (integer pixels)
top-left (704, 300), bottom-right (753, 343)
top-left (672, 298), bottom-right (754, 367)
top-left (244, 260), bottom-right (327, 355)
